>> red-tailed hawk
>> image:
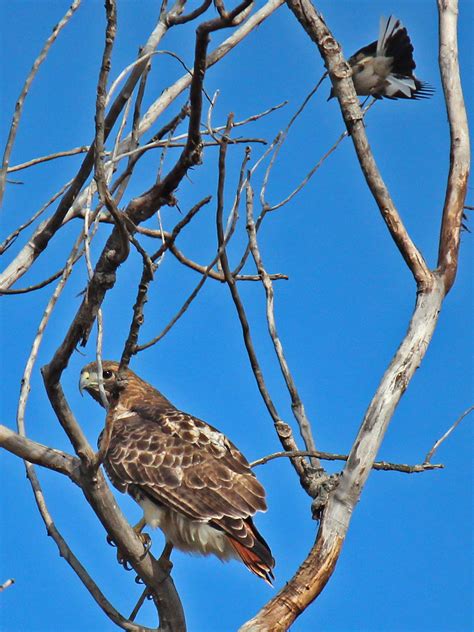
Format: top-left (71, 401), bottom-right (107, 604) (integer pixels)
top-left (79, 361), bottom-right (275, 584)
top-left (329, 16), bottom-right (434, 100)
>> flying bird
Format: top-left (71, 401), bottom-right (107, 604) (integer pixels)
top-left (79, 361), bottom-right (275, 584)
top-left (329, 15), bottom-right (434, 100)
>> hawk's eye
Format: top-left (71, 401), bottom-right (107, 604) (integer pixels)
top-left (103, 370), bottom-right (113, 379)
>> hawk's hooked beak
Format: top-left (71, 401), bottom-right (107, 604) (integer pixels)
top-left (79, 369), bottom-right (98, 396)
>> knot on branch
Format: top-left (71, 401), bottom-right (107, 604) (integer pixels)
top-left (105, 247), bottom-right (125, 265)
top-left (164, 193), bottom-right (178, 207)
top-left (189, 142), bottom-right (203, 166)
top-left (275, 420), bottom-right (292, 439)
top-left (321, 34), bottom-right (339, 54)
top-left (331, 60), bottom-right (352, 80)
top-left (309, 472), bottom-right (340, 520)
top-left (93, 270), bottom-right (116, 289)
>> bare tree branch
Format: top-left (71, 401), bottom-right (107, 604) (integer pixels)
top-left (245, 181), bottom-right (319, 467)
top-left (424, 405), bottom-right (474, 463)
top-left (0, 179), bottom-right (74, 257)
top-left (7, 147), bottom-right (90, 173)
top-left (239, 1), bottom-right (468, 629)
top-left (250, 449), bottom-right (444, 473)
top-left (436, 0), bottom-right (471, 293)
top-left (168, 242), bottom-right (288, 281)
top-left (0, 425), bottom-right (79, 481)
top-left (0, 0), bottom-right (81, 206)
top-left (215, 115), bottom-right (313, 492)
top-left (0, 0), bottom-right (285, 291)
top-left (285, 0), bottom-right (433, 291)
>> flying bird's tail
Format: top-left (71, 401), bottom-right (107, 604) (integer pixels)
top-left (227, 519), bottom-right (275, 586)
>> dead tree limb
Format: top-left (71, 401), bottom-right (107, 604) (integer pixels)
top-left (239, 1), bottom-right (469, 629)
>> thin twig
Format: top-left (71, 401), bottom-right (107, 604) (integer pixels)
top-left (0, 251), bottom-right (84, 295)
top-left (7, 147), bottom-right (89, 173)
top-left (250, 449), bottom-right (444, 473)
top-left (0, 0), bottom-right (81, 206)
top-left (215, 114), bottom-right (311, 490)
top-left (149, 197), bottom-right (212, 262)
top-left (0, 178), bottom-right (74, 259)
top-left (136, 147), bottom-right (248, 353)
top-left (260, 75), bottom-right (327, 208)
top-left (424, 405), bottom-right (473, 463)
top-left (120, 241), bottom-right (156, 369)
top-left (168, 242), bottom-right (288, 281)
top-left (167, 0), bottom-right (212, 26)
top-left (245, 181), bottom-right (319, 467)
top-left (129, 587), bottom-right (151, 622)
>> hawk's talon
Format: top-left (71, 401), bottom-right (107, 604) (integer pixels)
top-left (106, 534), bottom-right (117, 548)
top-left (111, 524), bottom-right (151, 568)
top-left (134, 575), bottom-right (144, 585)
top-left (122, 558), bottom-right (134, 571)
top-left (139, 532), bottom-right (152, 556)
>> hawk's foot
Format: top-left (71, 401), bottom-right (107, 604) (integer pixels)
top-left (105, 518), bottom-right (152, 570)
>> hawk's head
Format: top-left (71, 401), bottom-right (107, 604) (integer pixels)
top-left (79, 361), bottom-right (131, 407)
top-left (79, 360), bottom-right (172, 411)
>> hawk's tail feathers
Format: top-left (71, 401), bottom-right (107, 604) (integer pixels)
top-left (228, 536), bottom-right (275, 586)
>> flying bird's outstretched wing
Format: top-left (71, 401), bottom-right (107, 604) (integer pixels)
top-left (329, 15), bottom-right (433, 100)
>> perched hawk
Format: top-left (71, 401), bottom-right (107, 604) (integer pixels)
top-left (329, 15), bottom-right (434, 100)
top-left (79, 361), bottom-right (275, 584)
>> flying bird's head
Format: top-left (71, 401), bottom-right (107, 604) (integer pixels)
top-left (79, 360), bottom-right (172, 411)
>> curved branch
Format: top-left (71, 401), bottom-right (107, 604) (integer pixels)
top-left (26, 460), bottom-right (157, 632)
top-left (241, 279), bottom-right (446, 631)
top-left (436, 0), bottom-right (471, 292)
top-left (285, 0), bottom-right (433, 291)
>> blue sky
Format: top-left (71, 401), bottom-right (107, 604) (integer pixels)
top-left (0, 1), bottom-right (472, 631)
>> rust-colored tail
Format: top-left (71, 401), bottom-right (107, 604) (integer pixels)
top-left (228, 522), bottom-right (275, 586)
